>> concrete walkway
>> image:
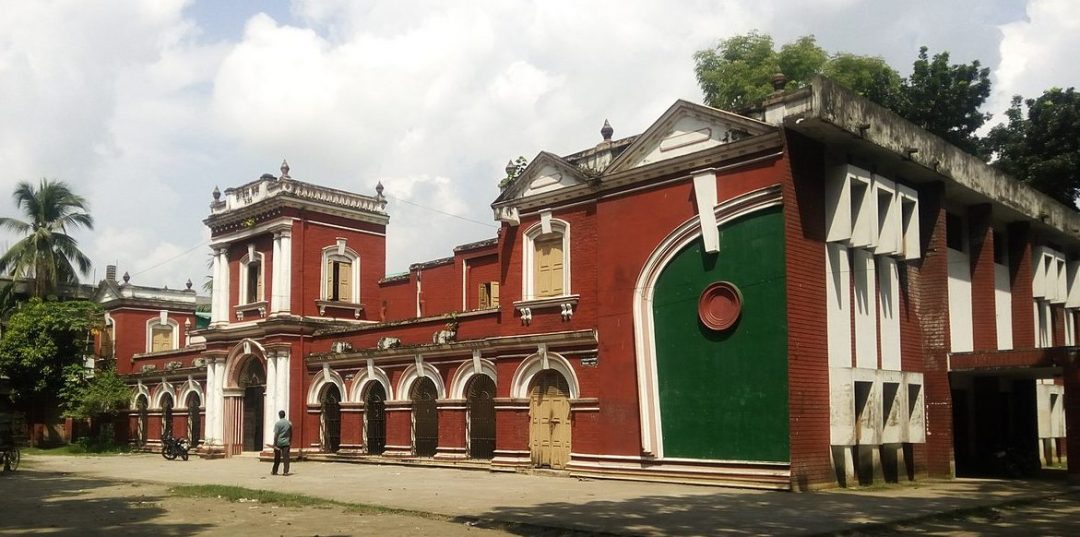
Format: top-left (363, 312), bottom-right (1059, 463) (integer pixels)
top-left (21, 454), bottom-right (1079, 536)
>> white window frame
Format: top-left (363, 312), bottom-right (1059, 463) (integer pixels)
top-left (238, 250), bottom-right (265, 305)
top-left (145, 317), bottom-right (179, 353)
top-left (522, 217), bottom-right (570, 301)
top-left (320, 242), bottom-right (361, 303)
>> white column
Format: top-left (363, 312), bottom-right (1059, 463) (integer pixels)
top-left (205, 358), bottom-right (217, 444)
top-left (213, 359), bottom-right (226, 444)
top-left (210, 251), bottom-right (223, 324)
top-left (264, 353), bottom-right (278, 448)
top-left (213, 248), bottom-right (231, 326)
top-left (270, 234), bottom-right (282, 313)
top-left (276, 351), bottom-right (290, 417)
top-left (278, 231), bottom-right (293, 314)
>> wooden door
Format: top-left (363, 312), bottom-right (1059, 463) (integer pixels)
top-left (365, 383), bottom-right (386, 455)
top-left (529, 371), bottom-right (571, 469)
top-left (467, 375), bottom-right (496, 459)
top-left (411, 378), bottom-right (439, 457)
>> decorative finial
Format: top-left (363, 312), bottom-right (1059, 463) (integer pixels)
top-left (601, 119), bottom-right (613, 141)
top-left (185, 278), bottom-right (193, 290)
top-left (212, 186), bottom-right (221, 201)
top-left (280, 159), bottom-right (290, 178)
top-left (771, 73), bottom-right (787, 92)
top-left (505, 160), bottom-right (516, 176)
top-left (375, 181), bottom-right (384, 197)
top-left (122, 272), bottom-right (130, 283)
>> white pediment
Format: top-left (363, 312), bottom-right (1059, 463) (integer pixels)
top-left (493, 151), bottom-right (589, 209)
top-left (606, 100), bottom-right (775, 175)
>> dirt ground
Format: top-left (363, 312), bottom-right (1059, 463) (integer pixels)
top-left (0, 469), bottom-right (520, 537)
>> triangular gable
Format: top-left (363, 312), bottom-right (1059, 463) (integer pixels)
top-left (605, 100), bottom-right (776, 175)
top-left (493, 151), bottom-right (590, 206)
top-left (93, 280), bottom-right (121, 304)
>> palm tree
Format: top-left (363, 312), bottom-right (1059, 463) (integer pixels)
top-left (0, 179), bottom-right (94, 298)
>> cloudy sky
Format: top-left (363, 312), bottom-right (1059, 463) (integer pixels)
top-left (1, 0), bottom-right (1077, 290)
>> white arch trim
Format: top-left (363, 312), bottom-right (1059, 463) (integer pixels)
top-left (396, 363), bottom-right (446, 401)
top-left (222, 338), bottom-right (267, 389)
top-left (308, 365), bottom-right (348, 405)
top-left (131, 383), bottom-right (151, 410)
top-left (449, 358), bottom-right (497, 399)
top-left (510, 350), bottom-right (580, 399)
top-left (145, 316), bottom-right (180, 353)
top-left (350, 364), bottom-right (393, 402)
top-left (632, 185), bottom-right (782, 459)
top-left (152, 380), bottom-right (177, 409)
top-left (179, 378), bottom-right (203, 410)
top-left (522, 217), bottom-right (571, 300)
top-left (320, 243), bottom-right (362, 303)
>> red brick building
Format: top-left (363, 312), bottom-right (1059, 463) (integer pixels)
top-left (109, 77), bottom-right (1076, 490)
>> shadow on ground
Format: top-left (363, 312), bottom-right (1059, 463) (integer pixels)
top-left (0, 470), bottom-right (211, 536)
top-left (466, 477), bottom-right (1074, 537)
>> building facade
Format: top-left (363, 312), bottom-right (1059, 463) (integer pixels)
top-left (107, 77), bottom-right (1076, 490)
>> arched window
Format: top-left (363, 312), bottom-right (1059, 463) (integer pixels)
top-left (239, 250), bottom-right (265, 305)
top-left (321, 385), bottom-right (342, 453)
top-left (321, 240), bottom-right (360, 303)
top-left (523, 217), bottom-right (570, 300)
top-left (186, 392), bottom-right (201, 444)
top-left (136, 395), bottom-right (149, 446)
top-left (365, 382), bottom-right (387, 455)
top-left (146, 317), bottom-right (179, 353)
top-left (161, 393), bottom-right (174, 438)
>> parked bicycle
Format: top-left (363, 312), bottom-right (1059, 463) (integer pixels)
top-left (160, 434), bottom-right (198, 461)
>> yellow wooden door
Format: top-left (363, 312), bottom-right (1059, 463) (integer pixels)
top-left (528, 371), bottom-right (571, 469)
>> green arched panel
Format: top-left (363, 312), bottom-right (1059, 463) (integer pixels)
top-left (653, 206), bottom-right (789, 462)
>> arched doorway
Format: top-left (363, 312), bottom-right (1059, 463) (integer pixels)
top-left (467, 375), bottom-right (496, 459)
top-left (411, 377), bottom-right (438, 457)
top-left (186, 392), bottom-right (201, 444)
top-left (161, 393), bottom-right (174, 439)
top-left (239, 359), bottom-right (265, 452)
top-left (365, 383), bottom-right (386, 455)
top-left (321, 384), bottom-right (342, 453)
top-left (136, 395), bottom-right (149, 446)
top-left (529, 370), bottom-right (571, 469)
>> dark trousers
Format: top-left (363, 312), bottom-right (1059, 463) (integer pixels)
top-left (272, 445), bottom-right (291, 475)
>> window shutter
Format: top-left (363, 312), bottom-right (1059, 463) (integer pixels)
top-left (255, 262), bottom-right (263, 302)
top-left (479, 283), bottom-right (490, 309)
top-left (326, 259), bottom-right (336, 300)
top-left (535, 238), bottom-right (564, 298)
top-left (490, 281), bottom-right (500, 306)
top-left (152, 326), bottom-right (171, 352)
top-left (338, 261), bottom-right (352, 302)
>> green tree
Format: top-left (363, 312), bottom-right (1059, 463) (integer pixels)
top-left (694, 32), bottom-right (898, 111)
top-left (60, 364), bottom-right (131, 421)
top-left (693, 34), bottom-right (991, 155)
top-left (984, 88), bottom-right (1080, 207)
top-left (896, 47), bottom-right (991, 155)
top-left (0, 179), bottom-right (94, 298)
top-left (0, 299), bottom-right (103, 410)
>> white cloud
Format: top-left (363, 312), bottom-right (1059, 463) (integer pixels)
top-left (993, 0), bottom-right (1080, 118)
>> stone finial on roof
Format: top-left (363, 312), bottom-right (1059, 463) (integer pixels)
top-left (280, 159), bottom-right (290, 179)
top-left (771, 73), bottom-right (787, 92)
top-left (375, 181), bottom-right (385, 201)
top-left (212, 186), bottom-right (221, 201)
top-left (505, 160), bottom-right (516, 176)
top-left (122, 272), bottom-right (131, 284)
top-left (186, 278), bottom-right (193, 290)
top-left (601, 119), bottom-right (613, 141)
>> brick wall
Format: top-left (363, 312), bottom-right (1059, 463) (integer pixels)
top-left (782, 131), bottom-right (831, 490)
top-left (1008, 222), bottom-right (1035, 349)
top-left (969, 204), bottom-right (997, 351)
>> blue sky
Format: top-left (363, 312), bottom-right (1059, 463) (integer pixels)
top-left (0, 0), bottom-right (1076, 288)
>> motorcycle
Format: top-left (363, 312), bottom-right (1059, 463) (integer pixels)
top-left (160, 434), bottom-right (198, 461)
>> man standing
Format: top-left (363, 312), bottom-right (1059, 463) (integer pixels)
top-left (271, 410), bottom-right (292, 476)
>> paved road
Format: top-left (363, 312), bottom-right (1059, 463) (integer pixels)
top-left (15, 454), bottom-right (1079, 536)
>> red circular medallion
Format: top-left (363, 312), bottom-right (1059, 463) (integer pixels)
top-left (698, 281), bottom-right (742, 331)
